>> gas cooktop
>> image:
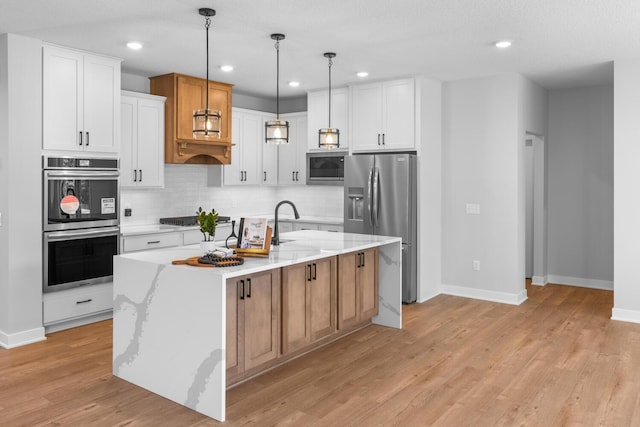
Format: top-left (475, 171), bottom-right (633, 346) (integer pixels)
top-left (159, 215), bottom-right (231, 226)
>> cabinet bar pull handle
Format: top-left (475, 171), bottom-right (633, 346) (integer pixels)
top-left (86, 131), bottom-right (90, 146)
top-left (240, 279), bottom-right (245, 300)
top-left (79, 131), bottom-right (83, 146)
top-left (312, 263), bottom-right (317, 280)
top-left (307, 265), bottom-right (312, 282)
top-left (139, 169), bottom-right (142, 182)
top-left (133, 169), bottom-right (137, 182)
top-left (295, 171), bottom-right (299, 181)
top-left (362, 252), bottom-right (365, 267)
top-left (247, 278), bottom-right (252, 298)
top-left (382, 133), bottom-right (385, 145)
top-left (147, 240), bottom-right (160, 244)
top-left (292, 171), bottom-right (295, 181)
top-left (264, 171), bottom-right (267, 182)
top-left (76, 299), bottom-right (92, 304)
top-left (377, 134), bottom-right (380, 146)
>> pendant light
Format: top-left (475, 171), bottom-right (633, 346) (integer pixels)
top-left (193, 7), bottom-right (221, 138)
top-left (265, 33), bottom-right (289, 145)
top-left (319, 52), bottom-right (339, 149)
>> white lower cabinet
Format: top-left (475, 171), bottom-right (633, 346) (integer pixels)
top-left (43, 283), bottom-right (113, 332)
top-left (122, 231), bottom-right (182, 253)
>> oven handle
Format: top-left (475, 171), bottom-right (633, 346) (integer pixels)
top-left (45, 170), bottom-right (120, 179)
top-left (44, 226), bottom-right (120, 242)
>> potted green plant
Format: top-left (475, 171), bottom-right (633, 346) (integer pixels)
top-left (196, 207), bottom-right (219, 255)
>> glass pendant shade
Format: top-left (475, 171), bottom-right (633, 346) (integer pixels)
top-left (319, 128), bottom-right (340, 149)
top-left (319, 52), bottom-right (339, 149)
top-left (265, 119), bottom-right (290, 145)
top-left (193, 8), bottom-right (221, 139)
top-left (266, 33), bottom-right (289, 145)
top-left (193, 109), bottom-right (221, 138)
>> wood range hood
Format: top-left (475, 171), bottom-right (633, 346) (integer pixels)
top-left (150, 73), bottom-right (234, 165)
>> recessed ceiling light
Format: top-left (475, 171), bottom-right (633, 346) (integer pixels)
top-left (126, 41), bottom-right (143, 50)
top-left (495, 40), bottom-right (512, 49)
top-left (288, 81), bottom-right (300, 87)
top-left (356, 71), bottom-right (369, 78)
top-left (220, 65), bottom-right (233, 72)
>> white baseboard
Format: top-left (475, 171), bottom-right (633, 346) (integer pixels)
top-left (611, 308), bottom-right (640, 324)
top-left (531, 275), bottom-right (547, 286)
top-left (547, 275), bottom-right (613, 291)
top-left (440, 283), bottom-right (527, 306)
top-left (0, 326), bottom-right (46, 349)
top-left (417, 289), bottom-right (441, 303)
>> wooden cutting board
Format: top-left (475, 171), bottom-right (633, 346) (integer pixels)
top-left (172, 256), bottom-right (213, 267)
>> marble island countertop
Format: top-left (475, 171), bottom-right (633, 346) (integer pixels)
top-left (119, 230), bottom-right (400, 279)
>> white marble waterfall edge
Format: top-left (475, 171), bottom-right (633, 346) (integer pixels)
top-left (113, 258), bottom-right (226, 420)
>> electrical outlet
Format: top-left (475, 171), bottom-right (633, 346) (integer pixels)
top-left (466, 203), bottom-right (481, 214)
top-left (472, 260), bottom-right (481, 271)
top-left (124, 208), bottom-right (132, 217)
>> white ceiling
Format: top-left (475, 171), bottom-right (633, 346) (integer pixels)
top-left (2, 0), bottom-right (639, 99)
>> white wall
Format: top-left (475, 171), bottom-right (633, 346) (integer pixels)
top-left (0, 34), bottom-right (46, 348)
top-left (613, 59), bottom-right (640, 323)
top-left (441, 74), bottom-right (526, 304)
top-left (547, 85), bottom-right (613, 289)
top-left (415, 76), bottom-right (442, 302)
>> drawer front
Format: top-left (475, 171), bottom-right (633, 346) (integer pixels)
top-left (318, 223), bottom-right (343, 233)
top-left (123, 232), bottom-right (181, 252)
top-left (43, 283), bottom-right (113, 324)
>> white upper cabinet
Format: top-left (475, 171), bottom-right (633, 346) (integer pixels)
top-left (307, 87), bottom-right (349, 151)
top-left (261, 112), bottom-right (278, 185)
top-left (43, 45), bottom-right (121, 154)
top-left (120, 91), bottom-right (166, 188)
top-left (278, 113), bottom-right (307, 185)
top-left (350, 78), bottom-right (415, 152)
top-left (225, 108), bottom-right (263, 186)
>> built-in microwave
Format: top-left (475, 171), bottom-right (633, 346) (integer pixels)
top-left (306, 152), bottom-right (345, 185)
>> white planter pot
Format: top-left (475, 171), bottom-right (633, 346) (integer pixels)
top-left (200, 240), bottom-right (216, 256)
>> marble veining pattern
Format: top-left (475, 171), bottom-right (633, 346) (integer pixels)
top-left (113, 263), bottom-right (165, 376)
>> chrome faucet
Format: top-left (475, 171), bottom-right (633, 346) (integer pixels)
top-left (272, 200), bottom-right (300, 246)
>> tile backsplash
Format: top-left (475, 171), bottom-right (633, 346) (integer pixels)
top-left (121, 164), bottom-right (344, 225)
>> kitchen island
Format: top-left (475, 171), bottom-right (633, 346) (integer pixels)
top-left (112, 230), bottom-right (402, 422)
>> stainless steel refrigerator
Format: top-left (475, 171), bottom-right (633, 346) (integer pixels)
top-left (344, 153), bottom-right (417, 303)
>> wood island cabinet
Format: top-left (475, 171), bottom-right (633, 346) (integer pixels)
top-left (281, 257), bottom-right (337, 354)
top-left (338, 248), bottom-right (379, 329)
top-left (226, 269), bottom-right (281, 382)
top-left (150, 73), bottom-right (233, 165)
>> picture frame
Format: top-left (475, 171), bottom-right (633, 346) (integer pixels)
top-left (235, 217), bottom-right (272, 256)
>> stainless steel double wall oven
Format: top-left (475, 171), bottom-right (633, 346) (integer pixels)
top-left (43, 156), bottom-right (119, 292)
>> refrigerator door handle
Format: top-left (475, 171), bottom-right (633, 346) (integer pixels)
top-left (367, 168), bottom-right (374, 226)
top-left (372, 167), bottom-right (380, 227)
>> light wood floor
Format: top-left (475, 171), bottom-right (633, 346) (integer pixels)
top-left (2, 282), bottom-right (639, 426)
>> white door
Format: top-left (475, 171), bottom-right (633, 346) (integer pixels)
top-left (42, 46), bottom-right (83, 151)
top-left (351, 83), bottom-right (382, 151)
top-left (136, 98), bottom-right (164, 187)
top-left (382, 79), bottom-right (415, 150)
top-left (83, 54), bottom-right (119, 153)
